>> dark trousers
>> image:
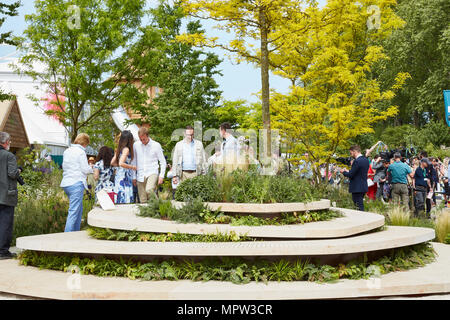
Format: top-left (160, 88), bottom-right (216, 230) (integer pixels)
top-left (352, 192), bottom-right (365, 211)
top-left (0, 204), bottom-right (15, 255)
top-left (414, 186), bottom-right (427, 217)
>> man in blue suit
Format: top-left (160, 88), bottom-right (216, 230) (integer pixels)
top-left (340, 145), bottom-right (370, 211)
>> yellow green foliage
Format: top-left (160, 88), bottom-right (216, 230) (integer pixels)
top-left (178, 1), bottom-right (408, 180)
top-left (269, 0), bottom-right (407, 180)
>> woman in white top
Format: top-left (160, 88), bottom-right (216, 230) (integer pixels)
top-left (60, 133), bottom-right (93, 232)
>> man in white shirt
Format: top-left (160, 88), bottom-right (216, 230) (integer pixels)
top-left (172, 125), bottom-right (207, 184)
top-left (219, 122), bottom-right (238, 158)
top-left (132, 127), bottom-right (167, 203)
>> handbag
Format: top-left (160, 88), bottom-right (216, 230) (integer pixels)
top-left (367, 178), bottom-right (374, 187)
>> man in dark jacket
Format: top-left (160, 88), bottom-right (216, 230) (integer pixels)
top-left (0, 132), bottom-right (21, 259)
top-left (340, 145), bottom-right (370, 211)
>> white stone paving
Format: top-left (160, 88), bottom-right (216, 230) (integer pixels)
top-left (0, 242), bottom-right (448, 300)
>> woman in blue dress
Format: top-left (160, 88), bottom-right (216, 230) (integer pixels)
top-left (111, 130), bottom-right (136, 204)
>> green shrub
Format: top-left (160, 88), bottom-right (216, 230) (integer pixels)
top-left (318, 184), bottom-right (355, 209)
top-left (221, 169), bottom-right (317, 204)
top-left (138, 197), bottom-right (213, 224)
top-left (12, 166), bottom-right (95, 245)
top-left (137, 196), bottom-right (173, 219)
top-left (228, 169), bottom-right (267, 203)
top-left (174, 169), bottom-right (321, 204)
top-left (13, 186), bottom-right (95, 245)
top-left (268, 175), bottom-right (314, 203)
top-left (173, 198), bottom-right (209, 223)
top-left (174, 173), bottom-right (222, 202)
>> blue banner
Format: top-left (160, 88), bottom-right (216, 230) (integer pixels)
top-left (445, 90), bottom-right (450, 127)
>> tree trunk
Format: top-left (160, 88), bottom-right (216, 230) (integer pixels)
top-left (413, 110), bottom-right (419, 128)
top-left (259, 7), bottom-right (272, 164)
top-left (71, 127), bottom-right (78, 143)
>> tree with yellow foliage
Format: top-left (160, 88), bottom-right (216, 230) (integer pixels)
top-left (177, 0), bottom-right (316, 160)
top-left (270, 0), bottom-right (410, 184)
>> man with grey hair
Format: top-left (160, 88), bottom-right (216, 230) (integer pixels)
top-left (0, 132), bottom-right (21, 259)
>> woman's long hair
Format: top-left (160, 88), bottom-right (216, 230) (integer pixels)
top-left (115, 130), bottom-right (134, 161)
top-left (96, 146), bottom-right (114, 168)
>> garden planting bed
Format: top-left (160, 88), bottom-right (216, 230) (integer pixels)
top-left (171, 199), bottom-right (331, 214)
top-left (15, 226), bottom-right (435, 257)
top-left (87, 205), bottom-right (385, 239)
top-left (6, 203), bottom-right (448, 299)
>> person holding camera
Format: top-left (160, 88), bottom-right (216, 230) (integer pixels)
top-left (0, 132), bottom-right (22, 259)
top-left (340, 145), bottom-right (370, 211)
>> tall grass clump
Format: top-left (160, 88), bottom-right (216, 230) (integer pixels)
top-left (434, 209), bottom-right (450, 244)
top-left (387, 206), bottom-right (410, 226)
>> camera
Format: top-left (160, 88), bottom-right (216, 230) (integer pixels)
top-left (17, 166), bottom-right (24, 186)
top-left (379, 148), bottom-right (413, 161)
top-left (335, 157), bottom-right (352, 167)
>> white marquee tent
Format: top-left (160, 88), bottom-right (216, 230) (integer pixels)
top-left (0, 56), bottom-right (69, 155)
top-left (0, 55), bottom-right (139, 155)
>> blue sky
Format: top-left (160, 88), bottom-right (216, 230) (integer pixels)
top-left (0, 0), bottom-right (327, 103)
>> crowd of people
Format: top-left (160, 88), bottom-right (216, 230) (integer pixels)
top-left (41, 129), bottom-right (450, 234)
top-left (60, 123), bottom-right (269, 233)
top-left (310, 143), bottom-right (450, 216)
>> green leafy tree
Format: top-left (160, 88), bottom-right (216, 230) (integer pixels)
top-left (82, 114), bottom-right (119, 151)
top-left (374, 0), bottom-right (450, 127)
top-left (13, 0), bottom-right (147, 142)
top-left (0, 1), bottom-right (20, 101)
top-left (129, 2), bottom-right (222, 153)
top-left (214, 99), bottom-right (262, 130)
